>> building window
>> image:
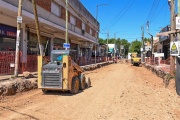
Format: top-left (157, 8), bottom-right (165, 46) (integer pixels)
top-left (82, 22), bottom-right (85, 30)
top-left (90, 28), bottom-right (92, 35)
top-left (70, 15), bottom-right (76, 25)
top-left (27, 32), bottom-right (50, 56)
top-left (51, 1), bottom-right (61, 17)
top-left (53, 38), bottom-right (65, 50)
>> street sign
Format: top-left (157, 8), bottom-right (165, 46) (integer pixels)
top-left (170, 41), bottom-right (179, 56)
top-left (120, 45), bottom-right (124, 49)
top-left (145, 46), bottom-right (151, 51)
top-left (176, 17), bottom-right (180, 29)
top-left (140, 48), bottom-right (143, 52)
top-left (17, 16), bottom-right (22, 23)
top-left (63, 43), bottom-right (70, 49)
top-left (154, 53), bottom-right (164, 57)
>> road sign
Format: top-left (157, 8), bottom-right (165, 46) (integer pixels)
top-left (63, 43), bottom-right (70, 49)
top-left (17, 16), bottom-right (22, 23)
top-left (170, 41), bottom-right (179, 56)
top-left (120, 45), bottom-right (124, 49)
top-left (176, 17), bottom-right (180, 29)
top-left (154, 53), bottom-right (164, 57)
top-left (140, 48), bottom-right (143, 52)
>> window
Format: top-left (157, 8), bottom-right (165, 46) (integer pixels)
top-left (82, 22), bottom-right (85, 30)
top-left (90, 28), bottom-right (92, 35)
top-left (70, 15), bottom-right (76, 25)
top-left (51, 1), bottom-right (61, 17)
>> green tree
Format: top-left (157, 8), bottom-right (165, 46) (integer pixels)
top-left (98, 37), bottom-right (131, 55)
top-left (143, 37), bottom-right (151, 43)
top-left (98, 38), bottom-right (106, 44)
top-left (129, 39), bottom-right (142, 54)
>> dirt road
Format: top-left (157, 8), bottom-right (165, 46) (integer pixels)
top-left (0, 63), bottom-right (180, 120)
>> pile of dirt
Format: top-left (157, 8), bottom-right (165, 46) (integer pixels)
top-left (0, 78), bottom-right (37, 97)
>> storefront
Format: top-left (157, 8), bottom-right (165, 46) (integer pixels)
top-left (26, 30), bottom-right (51, 72)
top-left (0, 24), bottom-right (17, 74)
top-left (0, 24), bottom-right (16, 51)
top-left (27, 31), bottom-right (51, 56)
top-left (53, 38), bottom-right (65, 50)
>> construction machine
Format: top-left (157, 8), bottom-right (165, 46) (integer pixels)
top-left (38, 50), bottom-right (91, 94)
top-left (131, 52), bottom-right (141, 66)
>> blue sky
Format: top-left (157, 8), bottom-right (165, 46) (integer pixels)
top-left (80, 0), bottom-right (177, 42)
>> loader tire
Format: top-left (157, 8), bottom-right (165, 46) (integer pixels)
top-left (70, 77), bottom-right (79, 94)
top-left (79, 74), bottom-right (86, 90)
top-left (42, 89), bottom-right (49, 94)
top-left (85, 77), bottom-right (91, 88)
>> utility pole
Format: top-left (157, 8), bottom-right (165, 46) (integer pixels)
top-left (146, 21), bottom-right (154, 53)
top-left (95, 4), bottom-right (108, 64)
top-left (169, 0), bottom-right (176, 75)
top-left (141, 26), bottom-right (144, 63)
top-left (120, 39), bottom-right (122, 58)
top-left (14, 0), bottom-right (23, 77)
top-left (106, 30), bottom-right (109, 61)
top-left (32, 0), bottom-right (44, 88)
top-left (176, 0), bottom-right (180, 96)
top-left (114, 33), bottom-right (116, 61)
top-left (65, 0), bottom-right (69, 45)
top-left (32, 0), bottom-right (43, 55)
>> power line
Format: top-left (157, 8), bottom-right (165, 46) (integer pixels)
top-left (150, 1), bottom-right (167, 23)
top-left (149, 0), bottom-right (160, 22)
top-left (102, 0), bottom-right (135, 31)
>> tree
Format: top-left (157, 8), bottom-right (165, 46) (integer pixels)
top-left (98, 38), bottom-right (105, 44)
top-left (98, 37), bottom-right (131, 56)
top-left (129, 39), bottom-right (142, 54)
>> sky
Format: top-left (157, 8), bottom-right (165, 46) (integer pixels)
top-left (79, 0), bottom-right (177, 43)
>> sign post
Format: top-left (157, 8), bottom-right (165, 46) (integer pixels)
top-left (63, 43), bottom-right (70, 49)
top-left (176, 17), bottom-right (180, 29)
top-left (170, 41), bottom-right (180, 56)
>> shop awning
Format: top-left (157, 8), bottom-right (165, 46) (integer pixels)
top-left (156, 30), bottom-right (179, 37)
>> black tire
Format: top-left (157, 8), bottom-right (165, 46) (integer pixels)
top-left (70, 77), bottom-right (79, 94)
top-left (79, 74), bottom-right (86, 90)
top-left (85, 77), bottom-right (91, 88)
top-left (42, 89), bottom-right (48, 94)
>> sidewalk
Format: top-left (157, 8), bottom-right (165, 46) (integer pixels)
top-left (145, 63), bottom-right (170, 74)
top-left (0, 72), bottom-right (37, 81)
top-left (0, 61), bottom-right (113, 81)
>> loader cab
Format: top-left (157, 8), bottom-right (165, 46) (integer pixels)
top-left (51, 50), bottom-right (70, 62)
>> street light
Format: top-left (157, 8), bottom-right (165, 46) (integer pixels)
top-left (95, 3), bottom-right (108, 64)
top-left (114, 33), bottom-right (116, 62)
top-left (101, 31), bottom-right (109, 61)
top-left (146, 21), bottom-right (153, 53)
top-left (114, 32), bottom-right (122, 59)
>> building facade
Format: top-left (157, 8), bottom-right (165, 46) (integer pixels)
top-left (0, 0), bottom-right (105, 74)
top-left (159, 25), bottom-right (170, 60)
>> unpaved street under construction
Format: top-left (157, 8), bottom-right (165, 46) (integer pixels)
top-left (0, 63), bottom-right (180, 120)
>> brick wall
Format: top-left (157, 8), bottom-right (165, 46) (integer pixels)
top-left (36, 0), bottom-right (51, 12)
top-left (86, 24), bottom-right (90, 34)
top-left (92, 29), bottom-right (96, 37)
top-left (76, 17), bottom-right (82, 29)
top-left (61, 6), bottom-right (66, 20)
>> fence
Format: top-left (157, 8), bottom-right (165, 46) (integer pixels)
top-left (0, 53), bottom-right (107, 75)
top-left (145, 57), bottom-right (170, 65)
top-left (0, 51), bottom-right (16, 75)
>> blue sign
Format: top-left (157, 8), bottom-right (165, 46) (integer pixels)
top-left (0, 24), bottom-right (16, 38)
top-left (63, 43), bottom-right (70, 49)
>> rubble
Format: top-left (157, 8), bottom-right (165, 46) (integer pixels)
top-left (0, 78), bottom-right (38, 97)
top-left (143, 64), bottom-right (174, 87)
